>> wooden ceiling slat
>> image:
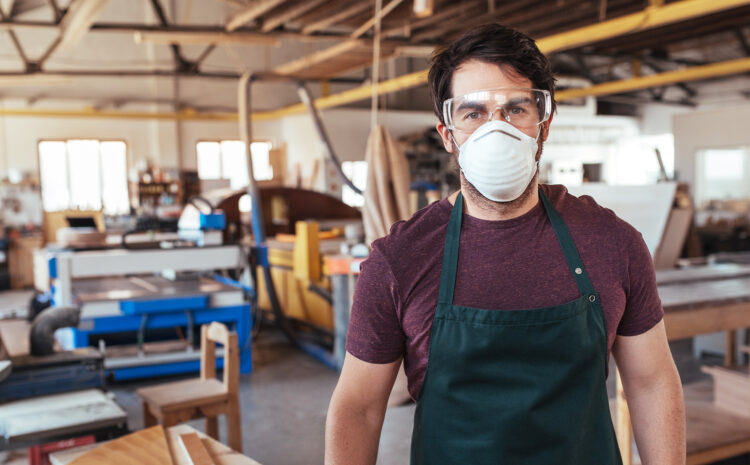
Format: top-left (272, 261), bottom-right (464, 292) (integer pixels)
top-left (302, 1), bottom-right (374, 35)
top-left (350, 0), bottom-right (405, 39)
top-left (226, 0), bottom-right (289, 32)
top-left (261, 0), bottom-right (329, 32)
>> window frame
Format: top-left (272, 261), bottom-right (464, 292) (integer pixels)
top-left (195, 139), bottom-right (274, 186)
top-left (37, 138), bottom-right (131, 214)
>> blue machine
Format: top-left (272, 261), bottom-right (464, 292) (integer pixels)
top-left (47, 220), bottom-right (252, 380)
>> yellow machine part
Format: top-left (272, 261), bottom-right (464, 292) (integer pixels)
top-left (256, 221), bottom-right (335, 330)
top-left (255, 255), bottom-right (334, 330)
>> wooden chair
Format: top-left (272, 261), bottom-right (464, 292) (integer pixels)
top-left (137, 322), bottom-right (242, 452)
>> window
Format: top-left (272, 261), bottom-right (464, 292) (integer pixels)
top-left (38, 139), bottom-right (129, 215)
top-left (695, 147), bottom-right (750, 208)
top-left (341, 161), bottom-right (368, 207)
top-left (196, 140), bottom-right (273, 190)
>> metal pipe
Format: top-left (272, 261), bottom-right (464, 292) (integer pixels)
top-left (297, 82), bottom-right (363, 194)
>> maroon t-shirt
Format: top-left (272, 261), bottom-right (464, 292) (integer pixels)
top-left (346, 183), bottom-right (664, 400)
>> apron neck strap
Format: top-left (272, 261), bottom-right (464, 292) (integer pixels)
top-left (437, 188), bottom-right (596, 306)
top-left (437, 192), bottom-right (464, 306)
top-left (538, 187), bottom-right (595, 296)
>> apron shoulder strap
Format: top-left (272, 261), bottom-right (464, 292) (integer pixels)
top-left (538, 187), bottom-right (595, 297)
top-left (437, 192), bottom-right (463, 306)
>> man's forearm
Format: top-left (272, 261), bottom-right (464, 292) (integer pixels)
top-left (626, 367), bottom-right (686, 465)
top-left (325, 401), bottom-right (384, 465)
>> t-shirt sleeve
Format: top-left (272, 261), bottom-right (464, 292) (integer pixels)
top-left (345, 246), bottom-right (405, 363)
top-left (617, 225), bottom-right (664, 336)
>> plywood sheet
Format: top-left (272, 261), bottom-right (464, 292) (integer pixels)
top-left (0, 389), bottom-right (126, 443)
top-left (68, 425), bottom-right (172, 465)
top-left (567, 182), bottom-right (677, 257)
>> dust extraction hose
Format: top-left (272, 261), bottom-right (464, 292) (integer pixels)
top-left (30, 306), bottom-right (81, 356)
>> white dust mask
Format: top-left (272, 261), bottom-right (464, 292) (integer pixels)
top-left (456, 120), bottom-right (538, 202)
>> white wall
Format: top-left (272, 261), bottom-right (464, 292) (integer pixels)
top-left (0, 104), bottom-right (436, 192)
top-left (279, 109), bottom-right (437, 190)
top-left (673, 104), bottom-right (750, 196)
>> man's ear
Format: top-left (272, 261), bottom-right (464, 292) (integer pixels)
top-left (436, 122), bottom-right (454, 153)
top-left (540, 114), bottom-right (554, 142)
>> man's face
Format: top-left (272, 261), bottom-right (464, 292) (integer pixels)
top-left (436, 59), bottom-right (552, 154)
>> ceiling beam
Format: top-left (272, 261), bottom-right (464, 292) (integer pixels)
top-left (642, 57), bottom-right (697, 97)
top-left (149, 0), bottom-right (190, 70)
top-left (0, 69), bottom-right (365, 83)
top-left (556, 57), bottom-right (750, 101)
top-left (134, 29), bottom-right (279, 46)
top-left (226, 0), bottom-right (287, 32)
top-left (57, 0), bottom-right (108, 51)
top-left (47, 0), bottom-right (61, 22)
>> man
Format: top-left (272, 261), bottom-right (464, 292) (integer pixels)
top-left (326, 23), bottom-right (685, 465)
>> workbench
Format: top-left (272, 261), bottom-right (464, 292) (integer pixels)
top-left (48, 424), bottom-right (262, 465)
top-left (617, 264), bottom-right (750, 465)
top-left (0, 389), bottom-right (127, 450)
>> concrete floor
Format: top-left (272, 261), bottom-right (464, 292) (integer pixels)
top-left (105, 332), bottom-right (741, 465)
top-left (1, 327), bottom-right (745, 465)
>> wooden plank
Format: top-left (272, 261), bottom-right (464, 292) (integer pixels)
top-left (53, 425), bottom-right (262, 465)
top-left (168, 425), bottom-right (262, 465)
top-left (261, 0), bottom-right (328, 32)
top-left (274, 40), bottom-right (363, 75)
top-left (0, 319), bottom-right (30, 358)
top-left (68, 426), bottom-right (172, 465)
top-left (179, 433), bottom-right (215, 465)
top-left (273, 39), bottom-right (399, 79)
top-left (663, 300), bottom-right (750, 341)
top-left (226, 0), bottom-right (288, 32)
top-left (302, 1), bottom-right (373, 34)
top-left (350, 0), bottom-right (405, 39)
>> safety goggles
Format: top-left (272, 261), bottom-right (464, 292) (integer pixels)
top-left (442, 87), bottom-right (552, 134)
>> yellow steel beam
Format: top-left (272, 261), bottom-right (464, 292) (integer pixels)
top-left (557, 56), bottom-right (750, 101)
top-left (2, 57), bottom-right (749, 121)
top-left (263, 0), bottom-right (750, 118)
top-left (537, 0), bottom-right (750, 53)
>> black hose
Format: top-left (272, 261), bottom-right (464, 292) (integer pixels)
top-left (188, 195), bottom-right (215, 214)
top-left (30, 307), bottom-right (81, 356)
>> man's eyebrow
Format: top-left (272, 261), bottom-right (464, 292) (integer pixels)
top-left (455, 101), bottom-right (487, 112)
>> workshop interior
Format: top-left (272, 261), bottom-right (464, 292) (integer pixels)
top-left (0, 0), bottom-right (750, 464)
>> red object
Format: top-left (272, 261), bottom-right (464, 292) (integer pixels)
top-left (28, 435), bottom-right (96, 465)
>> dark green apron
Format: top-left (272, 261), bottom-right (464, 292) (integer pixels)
top-left (410, 189), bottom-right (623, 465)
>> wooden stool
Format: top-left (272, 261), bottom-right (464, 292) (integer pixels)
top-left (137, 322), bottom-right (243, 452)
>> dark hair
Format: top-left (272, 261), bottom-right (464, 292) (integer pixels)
top-left (428, 23), bottom-right (557, 125)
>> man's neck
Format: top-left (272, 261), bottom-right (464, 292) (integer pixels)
top-left (449, 175), bottom-right (540, 221)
